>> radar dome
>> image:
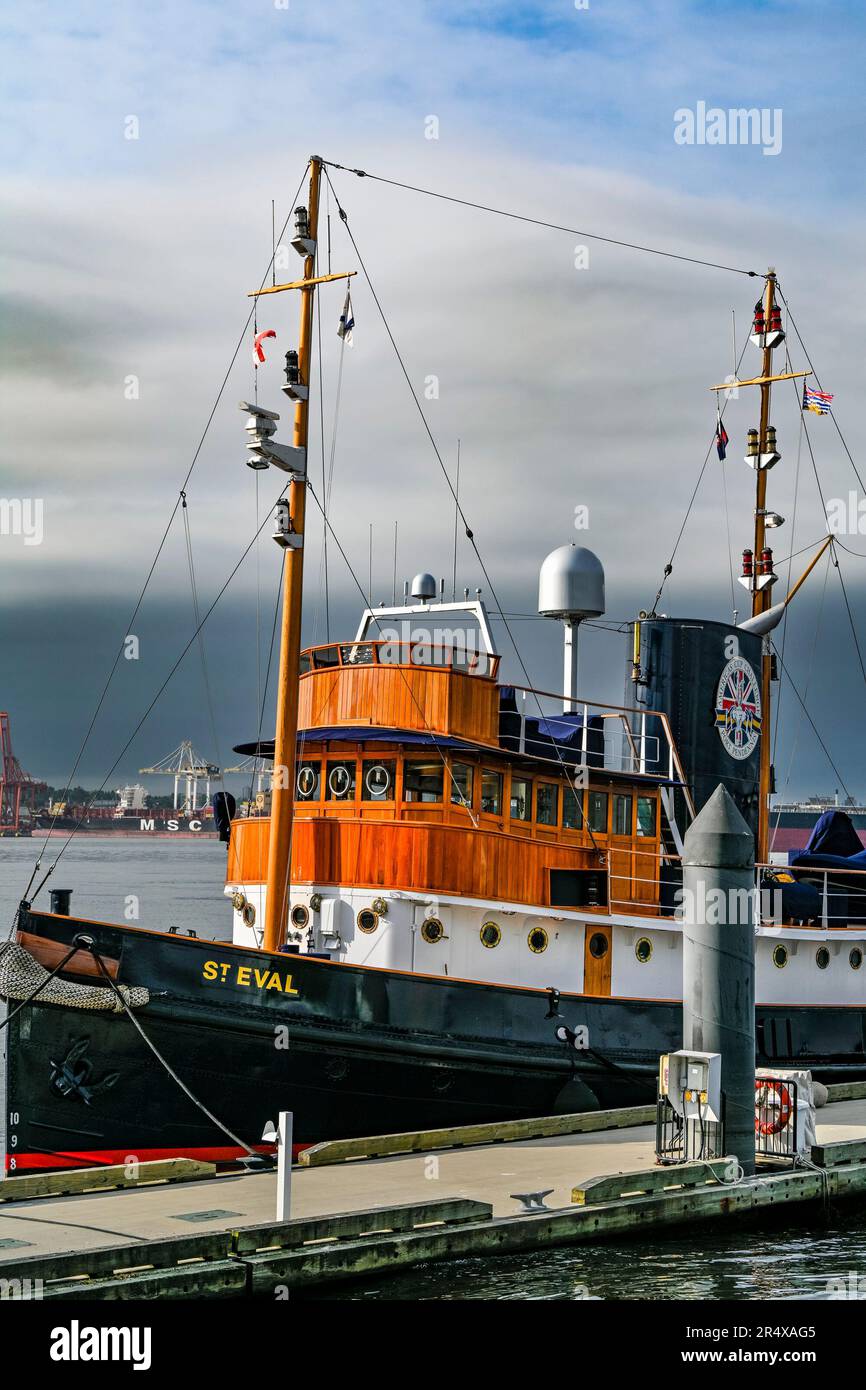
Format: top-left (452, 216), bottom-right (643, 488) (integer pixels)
top-left (411, 572), bottom-right (438, 602)
top-left (538, 544), bottom-right (605, 621)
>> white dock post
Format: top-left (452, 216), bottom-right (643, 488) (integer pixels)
top-left (262, 1111), bottom-right (293, 1221)
top-left (276, 1111), bottom-right (293, 1221)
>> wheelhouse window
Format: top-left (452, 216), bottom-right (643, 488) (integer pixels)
top-left (536, 782), bottom-right (559, 827)
top-left (563, 785), bottom-right (583, 830)
top-left (296, 761), bottom-right (321, 801)
top-left (404, 761), bottom-right (445, 803)
top-left (510, 776), bottom-right (531, 821)
top-left (311, 645), bottom-right (340, 669)
top-left (361, 759), bottom-right (397, 801)
top-left (613, 793), bottom-right (633, 836)
top-left (588, 791), bottom-right (609, 833)
top-left (636, 795), bottom-right (657, 837)
top-left (450, 762), bottom-right (474, 809)
top-left (326, 760), bottom-right (357, 801)
top-left (480, 769), bottom-right (503, 815)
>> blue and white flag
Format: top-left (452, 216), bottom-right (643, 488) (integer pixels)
top-left (338, 288), bottom-right (354, 347)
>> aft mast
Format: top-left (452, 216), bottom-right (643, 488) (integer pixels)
top-left (751, 270), bottom-right (779, 866)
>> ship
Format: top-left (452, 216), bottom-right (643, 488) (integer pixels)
top-left (4, 156), bottom-right (866, 1173)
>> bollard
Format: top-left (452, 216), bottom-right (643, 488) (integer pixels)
top-left (49, 888), bottom-right (73, 916)
top-left (682, 784), bottom-right (756, 1176)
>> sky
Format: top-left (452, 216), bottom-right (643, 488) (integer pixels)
top-left (2, 0), bottom-right (866, 802)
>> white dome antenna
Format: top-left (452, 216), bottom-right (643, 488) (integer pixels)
top-left (538, 544), bottom-right (605, 712)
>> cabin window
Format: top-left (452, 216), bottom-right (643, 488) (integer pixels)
top-left (480, 769), bottom-right (504, 815)
top-left (326, 760), bottom-right (356, 800)
top-left (816, 946), bottom-right (830, 970)
top-left (588, 791), bottom-right (609, 833)
top-left (613, 794), bottom-right (633, 836)
top-left (563, 786), bottom-right (582, 830)
top-left (340, 642), bottom-right (375, 666)
top-left (296, 761), bottom-right (322, 801)
top-left (450, 762), bottom-right (474, 809)
top-left (404, 761), bottom-right (445, 803)
top-left (636, 796), bottom-right (657, 837)
top-left (510, 776), bottom-right (532, 821)
top-left (311, 645), bottom-right (340, 669)
top-left (851, 948), bottom-right (863, 971)
top-left (362, 759), bottom-right (397, 800)
top-left (536, 783), bottom-right (559, 827)
top-left (527, 926), bottom-right (549, 954)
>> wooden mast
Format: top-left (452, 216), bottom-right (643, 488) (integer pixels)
top-left (263, 156), bottom-right (322, 952)
top-left (753, 270), bottom-right (777, 866)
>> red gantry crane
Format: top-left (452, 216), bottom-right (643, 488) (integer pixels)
top-left (0, 711), bottom-right (47, 836)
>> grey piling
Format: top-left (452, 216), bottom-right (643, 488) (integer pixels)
top-left (682, 784), bottom-right (756, 1176)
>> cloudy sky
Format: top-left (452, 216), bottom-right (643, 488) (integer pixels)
top-left (2, 0), bottom-right (866, 801)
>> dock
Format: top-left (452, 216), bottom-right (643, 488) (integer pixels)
top-left (3, 1085), bottom-right (866, 1298)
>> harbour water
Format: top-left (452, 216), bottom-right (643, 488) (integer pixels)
top-left (3, 837), bottom-right (866, 1302)
top-left (0, 836), bottom-right (231, 942)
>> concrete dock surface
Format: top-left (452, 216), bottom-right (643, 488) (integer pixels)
top-left (3, 1096), bottom-right (866, 1267)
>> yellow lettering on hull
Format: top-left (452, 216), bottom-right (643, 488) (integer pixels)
top-left (201, 960), bottom-right (300, 997)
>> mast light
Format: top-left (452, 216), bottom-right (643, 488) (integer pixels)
top-left (282, 348), bottom-right (308, 402)
top-left (291, 206), bottom-right (316, 259)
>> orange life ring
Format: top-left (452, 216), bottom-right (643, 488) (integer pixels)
top-left (755, 1079), bottom-right (793, 1136)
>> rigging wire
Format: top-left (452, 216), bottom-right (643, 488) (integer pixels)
top-left (772, 549), bottom-right (830, 838)
top-left (772, 632), bottom-right (853, 806)
top-left (325, 167), bottom-right (608, 851)
top-left (648, 327), bottom-right (753, 614)
top-left (304, 479), bottom-right (481, 828)
top-left (319, 159), bottom-right (762, 279)
top-left (776, 285), bottom-right (866, 501)
top-left (26, 481), bottom-right (293, 905)
top-left (181, 492), bottom-right (224, 788)
top-left (27, 160), bottom-right (312, 874)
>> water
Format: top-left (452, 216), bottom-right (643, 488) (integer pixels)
top-left (317, 1219), bottom-right (866, 1301)
top-left (3, 838), bottom-right (866, 1301)
top-left (0, 835), bottom-right (232, 941)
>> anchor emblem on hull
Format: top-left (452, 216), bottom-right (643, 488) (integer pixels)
top-left (49, 1039), bottom-right (120, 1105)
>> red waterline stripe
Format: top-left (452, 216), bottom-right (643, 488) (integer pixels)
top-left (5, 1142), bottom-right (313, 1173)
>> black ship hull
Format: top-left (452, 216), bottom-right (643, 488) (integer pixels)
top-left (5, 909), bottom-right (866, 1172)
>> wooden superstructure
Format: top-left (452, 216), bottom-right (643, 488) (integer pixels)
top-left (228, 629), bottom-right (679, 920)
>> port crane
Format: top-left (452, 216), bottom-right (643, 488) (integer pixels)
top-left (0, 711), bottom-right (47, 836)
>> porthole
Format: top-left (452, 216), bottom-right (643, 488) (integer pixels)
top-left (290, 905), bottom-right (310, 930)
top-left (242, 902), bottom-right (256, 928)
top-left (371, 897), bottom-right (388, 916)
top-left (231, 890), bottom-right (246, 912)
top-left (635, 936), bottom-right (653, 964)
top-left (357, 909), bottom-right (379, 934)
top-left (589, 932), bottom-right (609, 960)
top-left (480, 921), bottom-right (501, 949)
top-left (851, 947), bottom-right (863, 971)
top-left (816, 946), bottom-right (830, 971)
top-left (772, 944), bottom-right (788, 969)
top-left (421, 917), bottom-right (445, 944)
top-left (309, 893), bottom-right (322, 913)
top-left (527, 926), bottom-right (549, 954)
